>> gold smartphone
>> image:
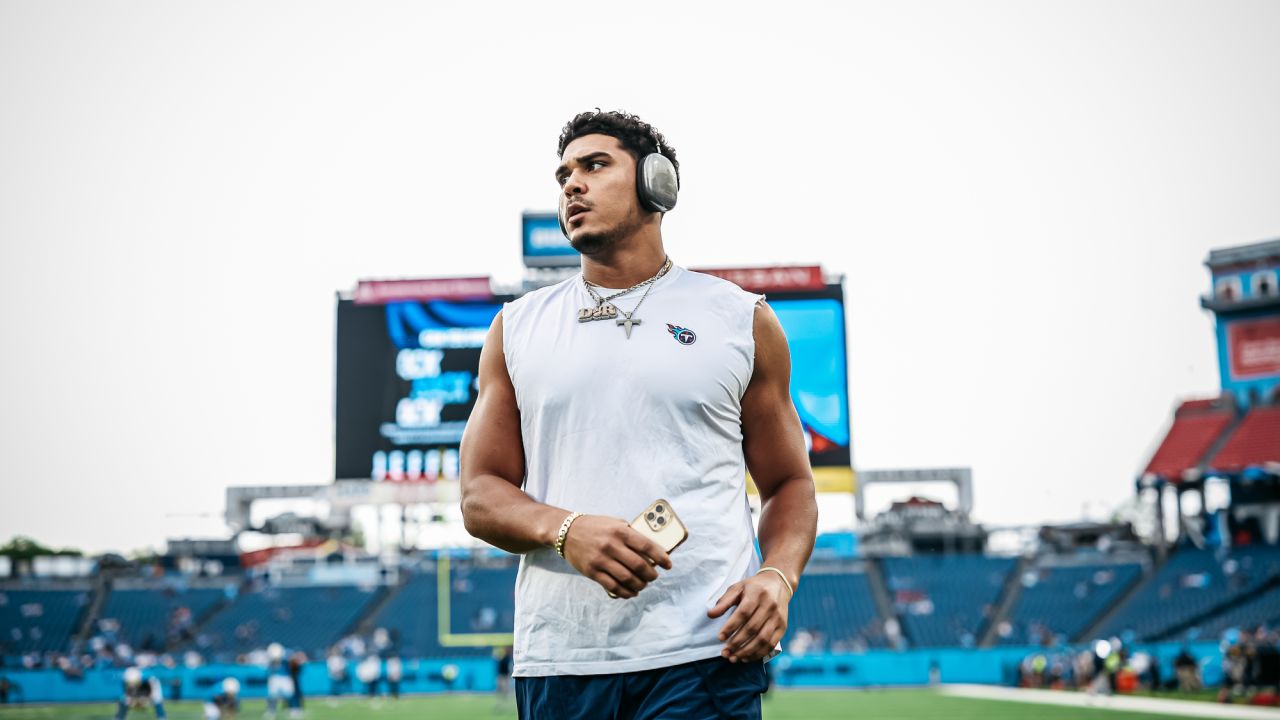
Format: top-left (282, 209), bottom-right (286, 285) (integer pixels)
top-left (607, 499), bottom-right (689, 598)
top-left (630, 498), bottom-right (689, 554)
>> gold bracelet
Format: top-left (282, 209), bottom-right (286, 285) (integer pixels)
top-left (756, 565), bottom-right (795, 596)
top-left (554, 512), bottom-right (584, 558)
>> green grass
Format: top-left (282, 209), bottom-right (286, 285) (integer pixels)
top-left (0, 689), bottom-right (1188, 719)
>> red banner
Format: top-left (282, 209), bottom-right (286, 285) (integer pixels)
top-left (353, 277), bottom-right (493, 305)
top-left (1229, 317), bottom-right (1280, 379)
top-left (692, 265), bottom-right (826, 292)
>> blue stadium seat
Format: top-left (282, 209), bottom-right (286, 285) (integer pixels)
top-left (997, 562), bottom-right (1142, 645)
top-left (0, 588), bottom-right (91, 654)
top-left (881, 555), bottom-right (1016, 648)
top-left (1194, 582), bottom-right (1280, 638)
top-left (1097, 545), bottom-right (1280, 641)
top-left (370, 564), bottom-right (516, 659)
top-left (783, 571), bottom-right (885, 652)
top-left (192, 584), bottom-right (379, 660)
top-left (99, 586), bottom-right (226, 651)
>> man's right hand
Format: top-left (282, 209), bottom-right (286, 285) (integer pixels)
top-left (560, 515), bottom-right (673, 599)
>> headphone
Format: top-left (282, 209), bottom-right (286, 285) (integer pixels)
top-left (559, 145), bottom-right (679, 237)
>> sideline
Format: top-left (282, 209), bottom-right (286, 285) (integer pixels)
top-left (941, 684), bottom-right (1280, 719)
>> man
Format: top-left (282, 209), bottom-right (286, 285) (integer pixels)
top-left (203, 678), bottom-right (240, 720)
top-left (460, 110), bottom-right (818, 719)
top-left (263, 643), bottom-right (295, 719)
top-left (493, 645), bottom-right (513, 709)
top-left (286, 650), bottom-right (306, 716)
top-left (325, 648), bottom-right (348, 698)
top-left (115, 667), bottom-right (166, 719)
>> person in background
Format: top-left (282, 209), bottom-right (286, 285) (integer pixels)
top-left (203, 678), bottom-right (239, 720)
top-left (326, 649), bottom-right (348, 699)
top-left (357, 655), bottom-right (381, 698)
top-left (115, 667), bottom-right (166, 719)
top-left (494, 645), bottom-right (513, 708)
top-left (385, 656), bottom-right (403, 699)
top-left (264, 643), bottom-right (295, 719)
top-left (287, 651), bottom-right (306, 717)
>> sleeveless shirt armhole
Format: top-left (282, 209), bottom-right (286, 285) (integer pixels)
top-left (744, 291), bottom-right (766, 394)
top-left (500, 303), bottom-right (516, 388)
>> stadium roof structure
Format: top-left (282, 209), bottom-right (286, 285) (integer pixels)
top-left (1208, 405), bottom-right (1280, 474)
top-left (1204, 238), bottom-right (1280, 270)
top-left (1142, 397), bottom-right (1236, 482)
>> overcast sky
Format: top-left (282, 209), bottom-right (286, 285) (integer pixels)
top-left (2, 1), bottom-right (1278, 554)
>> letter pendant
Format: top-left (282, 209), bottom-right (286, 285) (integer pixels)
top-left (578, 304), bottom-right (618, 323)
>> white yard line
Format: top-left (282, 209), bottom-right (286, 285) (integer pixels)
top-left (941, 684), bottom-right (1280, 719)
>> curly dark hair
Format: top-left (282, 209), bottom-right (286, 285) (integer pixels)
top-left (557, 109), bottom-right (679, 184)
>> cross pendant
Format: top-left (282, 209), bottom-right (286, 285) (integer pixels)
top-left (617, 315), bottom-right (641, 338)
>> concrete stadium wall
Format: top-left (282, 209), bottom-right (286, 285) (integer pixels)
top-left (0, 643), bottom-right (1222, 704)
top-left (773, 642), bottom-right (1222, 688)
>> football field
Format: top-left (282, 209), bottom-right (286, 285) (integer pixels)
top-left (0, 688), bottom-right (1190, 720)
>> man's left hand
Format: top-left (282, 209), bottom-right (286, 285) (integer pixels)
top-left (707, 570), bottom-right (791, 663)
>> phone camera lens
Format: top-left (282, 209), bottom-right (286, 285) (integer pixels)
top-left (655, 505), bottom-right (665, 513)
top-left (657, 516), bottom-right (666, 525)
top-left (646, 512), bottom-right (655, 521)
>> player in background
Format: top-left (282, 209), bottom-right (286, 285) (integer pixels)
top-left (325, 649), bottom-right (348, 702)
top-left (357, 654), bottom-right (382, 698)
top-left (115, 667), bottom-right (166, 719)
top-left (385, 656), bottom-right (403, 699)
top-left (203, 678), bottom-right (240, 720)
top-left (264, 643), bottom-right (296, 719)
top-left (287, 650), bottom-right (306, 716)
top-left (494, 645), bottom-right (513, 709)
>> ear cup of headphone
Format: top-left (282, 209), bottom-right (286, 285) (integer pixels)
top-left (637, 153), bottom-right (678, 213)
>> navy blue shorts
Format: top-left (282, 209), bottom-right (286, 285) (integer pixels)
top-left (515, 656), bottom-right (766, 720)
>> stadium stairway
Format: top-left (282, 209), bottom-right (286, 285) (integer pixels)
top-left (977, 556), bottom-right (1030, 648)
top-left (1153, 572), bottom-right (1280, 641)
top-left (350, 579), bottom-right (404, 638)
top-left (863, 558), bottom-right (899, 634)
top-left (69, 573), bottom-right (111, 655)
top-left (163, 580), bottom-right (244, 653)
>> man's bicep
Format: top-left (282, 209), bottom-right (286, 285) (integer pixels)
top-left (741, 303), bottom-right (811, 497)
top-left (460, 312), bottom-right (525, 489)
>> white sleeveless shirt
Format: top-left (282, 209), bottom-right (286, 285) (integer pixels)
top-left (503, 264), bottom-right (764, 676)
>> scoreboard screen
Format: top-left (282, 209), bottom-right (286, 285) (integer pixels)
top-left (769, 284), bottom-right (851, 469)
top-left (335, 282), bottom-right (851, 481)
top-left (335, 299), bottom-right (502, 481)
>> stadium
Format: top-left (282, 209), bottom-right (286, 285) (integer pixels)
top-left (2, 232), bottom-right (1279, 719)
top-left (4, 3), bottom-right (1280, 719)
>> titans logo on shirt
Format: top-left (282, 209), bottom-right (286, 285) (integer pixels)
top-left (666, 324), bottom-right (697, 345)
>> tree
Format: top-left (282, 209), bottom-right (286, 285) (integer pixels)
top-left (0, 536), bottom-right (83, 560)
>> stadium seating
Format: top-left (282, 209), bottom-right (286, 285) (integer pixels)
top-left (784, 570), bottom-right (887, 651)
top-left (191, 584), bottom-right (379, 660)
top-left (997, 561), bottom-right (1143, 645)
top-left (98, 586), bottom-right (226, 651)
top-left (1209, 405), bottom-right (1280, 473)
top-left (881, 555), bottom-right (1016, 647)
top-left (1096, 545), bottom-right (1280, 641)
top-left (369, 564), bottom-right (517, 658)
top-left (1193, 582), bottom-right (1280, 638)
top-left (0, 588), bottom-right (91, 654)
top-left (1144, 398), bottom-right (1235, 481)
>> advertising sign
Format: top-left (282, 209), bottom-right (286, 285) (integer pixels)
top-left (1229, 317), bottom-right (1280, 380)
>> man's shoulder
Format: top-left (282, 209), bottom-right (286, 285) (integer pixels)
top-left (676, 267), bottom-right (765, 313)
